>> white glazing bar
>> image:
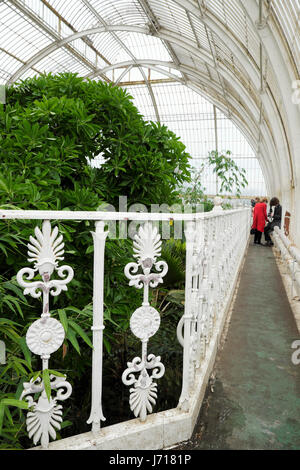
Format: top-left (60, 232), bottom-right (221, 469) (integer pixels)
top-left (87, 221), bottom-right (109, 433)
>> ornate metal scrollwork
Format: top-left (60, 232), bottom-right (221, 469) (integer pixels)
top-left (122, 223), bottom-right (167, 421)
top-left (17, 220), bottom-right (73, 448)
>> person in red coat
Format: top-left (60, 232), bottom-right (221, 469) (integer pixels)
top-left (252, 198), bottom-right (268, 245)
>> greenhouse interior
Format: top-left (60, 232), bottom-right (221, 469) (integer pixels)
top-left (0, 0), bottom-right (299, 452)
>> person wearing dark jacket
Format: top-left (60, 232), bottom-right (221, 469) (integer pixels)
top-left (264, 197), bottom-right (282, 246)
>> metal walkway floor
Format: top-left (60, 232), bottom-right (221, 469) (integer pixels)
top-left (179, 243), bottom-right (300, 450)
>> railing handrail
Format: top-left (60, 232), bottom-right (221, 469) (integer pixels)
top-left (274, 226), bottom-right (300, 266)
top-left (0, 207), bottom-right (249, 221)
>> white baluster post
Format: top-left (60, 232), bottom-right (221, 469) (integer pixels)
top-left (178, 221), bottom-right (195, 411)
top-left (87, 221), bottom-right (109, 433)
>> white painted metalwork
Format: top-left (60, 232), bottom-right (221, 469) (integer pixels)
top-left (87, 221), bottom-right (109, 432)
top-left (122, 222), bottom-right (168, 421)
top-left (273, 226), bottom-right (300, 298)
top-left (17, 220), bottom-right (74, 449)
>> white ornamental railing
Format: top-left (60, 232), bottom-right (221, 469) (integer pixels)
top-left (176, 209), bottom-right (250, 410)
top-left (0, 207), bottom-right (251, 449)
top-left (273, 226), bottom-right (300, 297)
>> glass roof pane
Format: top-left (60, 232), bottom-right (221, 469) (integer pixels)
top-left (125, 81), bottom-right (266, 196)
top-left (48, 0), bottom-right (102, 31)
top-left (271, 0), bottom-right (300, 75)
top-left (125, 84), bottom-right (156, 119)
top-left (114, 32), bottom-right (171, 62)
top-left (0, 2), bottom-right (52, 63)
top-left (87, 0), bottom-right (147, 26)
top-left (149, 0), bottom-right (195, 43)
top-left (89, 32), bottom-right (132, 64)
top-left (37, 48), bottom-right (92, 75)
top-left (0, 51), bottom-right (23, 83)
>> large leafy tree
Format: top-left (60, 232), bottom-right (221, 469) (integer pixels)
top-left (1, 72), bottom-right (191, 209)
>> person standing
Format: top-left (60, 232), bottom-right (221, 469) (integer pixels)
top-left (264, 197), bottom-right (282, 246)
top-left (251, 198), bottom-right (256, 216)
top-left (252, 198), bottom-right (268, 245)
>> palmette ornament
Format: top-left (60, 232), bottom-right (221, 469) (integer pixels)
top-left (17, 220), bottom-right (73, 300)
top-left (122, 353), bottom-right (165, 422)
top-left (125, 223), bottom-right (168, 293)
top-left (21, 375), bottom-right (72, 448)
top-left (122, 223), bottom-right (167, 421)
top-left (129, 371), bottom-right (158, 421)
top-left (17, 220), bottom-right (73, 448)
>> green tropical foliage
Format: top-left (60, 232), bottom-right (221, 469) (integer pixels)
top-left (207, 150), bottom-right (248, 197)
top-left (178, 167), bottom-right (214, 212)
top-left (179, 150), bottom-right (248, 212)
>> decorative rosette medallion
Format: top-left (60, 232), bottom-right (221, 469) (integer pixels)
top-left (26, 317), bottom-right (65, 358)
top-left (16, 220), bottom-right (73, 448)
top-left (122, 223), bottom-right (168, 422)
top-left (130, 306), bottom-right (160, 341)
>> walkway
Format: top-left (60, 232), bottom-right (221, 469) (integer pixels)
top-left (178, 243), bottom-right (300, 450)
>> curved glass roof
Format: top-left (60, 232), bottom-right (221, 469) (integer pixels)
top-left (0, 0), bottom-right (299, 198)
top-left (124, 83), bottom-right (266, 196)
